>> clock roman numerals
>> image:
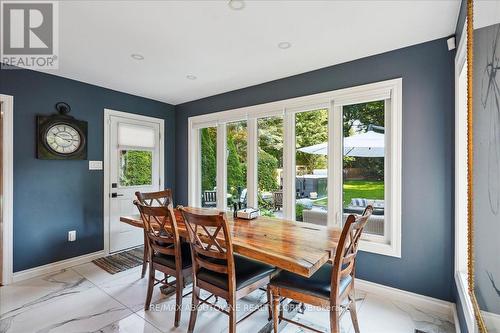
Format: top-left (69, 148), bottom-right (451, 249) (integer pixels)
top-left (45, 123), bottom-right (82, 155)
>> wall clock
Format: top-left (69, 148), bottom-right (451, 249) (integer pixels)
top-left (37, 102), bottom-right (88, 160)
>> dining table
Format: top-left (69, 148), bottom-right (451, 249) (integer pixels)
top-left (120, 207), bottom-right (342, 278)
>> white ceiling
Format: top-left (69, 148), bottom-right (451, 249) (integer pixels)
top-left (43, 0), bottom-right (461, 105)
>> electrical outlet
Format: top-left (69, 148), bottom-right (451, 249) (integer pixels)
top-left (68, 230), bottom-right (76, 242)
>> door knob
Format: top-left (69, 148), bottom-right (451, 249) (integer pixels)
top-left (111, 193), bottom-right (124, 198)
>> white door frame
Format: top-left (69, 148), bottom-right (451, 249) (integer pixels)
top-left (103, 109), bottom-right (164, 255)
top-left (1, 94), bottom-right (14, 285)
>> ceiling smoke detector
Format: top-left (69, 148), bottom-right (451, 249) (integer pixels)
top-left (278, 42), bottom-right (292, 50)
top-left (130, 54), bottom-right (144, 60)
top-left (228, 0), bottom-right (245, 10)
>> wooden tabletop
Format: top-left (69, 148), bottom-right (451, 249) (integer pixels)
top-left (120, 209), bottom-right (341, 278)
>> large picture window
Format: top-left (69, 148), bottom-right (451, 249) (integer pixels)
top-left (295, 108), bottom-right (328, 223)
top-left (226, 121), bottom-right (248, 210)
top-left (258, 116), bottom-right (283, 218)
top-left (342, 101), bottom-right (385, 237)
top-left (188, 79), bottom-right (402, 257)
top-left (200, 127), bottom-right (217, 208)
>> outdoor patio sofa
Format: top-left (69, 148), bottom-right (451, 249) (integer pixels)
top-left (302, 198), bottom-right (385, 235)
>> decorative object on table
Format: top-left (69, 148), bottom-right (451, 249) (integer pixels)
top-left (92, 246), bottom-right (143, 274)
top-left (236, 207), bottom-right (260, 220)
top-left (36, 102), bottom-right (87, 160)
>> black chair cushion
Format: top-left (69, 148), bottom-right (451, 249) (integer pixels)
top-left (270, 263), bottom-right (352, 299)
top-left (196, 254), bottom-right (275, 291)
top-left (152, 241), bottom-right (192, 269)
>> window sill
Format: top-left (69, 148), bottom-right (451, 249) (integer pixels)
top-left (359, 238), bottom-right (401, 258)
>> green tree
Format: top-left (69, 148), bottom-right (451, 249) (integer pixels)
top-left (295, 109), bottom-right (328, 173)
top-left (120, 150), bottom-right (152, 186)
top-left (200, 127), bottom-right (217, 191)
top-left (343, 100), bottom-right (384, 136)
top-left (258, 117), bottom-right (284, 167)
top-left (258, 149), bottom-right (279, 191)
top-left (226, 132), bottom-right (245, 197)
top-left (343, 101), bottom-right (385, 180)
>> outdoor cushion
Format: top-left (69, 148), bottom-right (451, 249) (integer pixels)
top-left (152, 241), bottom-right (192, 269)
top-left (270, 263), bottom-right (352, 299)
top-left (196, 254), bottom-right (275, 291)
top-left (351, 198), bottom-right (367, 207)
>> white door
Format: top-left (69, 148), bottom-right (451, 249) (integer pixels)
top-left (107, 112), bottom-right (162, 253)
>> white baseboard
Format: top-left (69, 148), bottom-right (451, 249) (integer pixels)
top-left (483, 310), bottom-right (500, 332)
top-left (452, 303), bottom-right (462, 333)
top-left (356, 278), bottom-right (454, 316)
top-left (11, 250), bottom-right (105, 283)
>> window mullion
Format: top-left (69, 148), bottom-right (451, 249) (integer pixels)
top-left (329, 103), bottom-right (343, 227)
top-left (188, 122), bottom-right (199, 206)
top-left (247, 118), bottom-right (258, 208)
top-left (216, 123), bottom-right (227, 210)
top-left (283, 108), bottom-right (295, 220)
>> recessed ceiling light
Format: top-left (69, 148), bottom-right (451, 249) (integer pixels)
top-left (186, 74), bottom-right (197, 80)
top-left (228, 0), bottom-right (245, 10)
top-left (131, 54), bottom-right (144, 60)
top-left (278, 42), bottom-right (292, 50)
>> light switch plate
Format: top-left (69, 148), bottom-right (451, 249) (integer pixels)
top-left (68, 230), bottom-right (76, 242)
top-left (89, 160), bottom-right (103, 170)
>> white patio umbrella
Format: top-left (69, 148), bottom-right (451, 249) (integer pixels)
top-left (297, 130), bottom-right (385, 157)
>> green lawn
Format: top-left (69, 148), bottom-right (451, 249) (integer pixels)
top-left (313, 180), bottom-right (384, 207)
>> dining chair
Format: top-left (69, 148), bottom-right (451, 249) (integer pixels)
top-left (180, 207), bottom-right (276, 333)
top-left (134, 202), bottom-right (192, 327)
top-left (135, 190), bottom-right (173, 278)
top-left (272, 191), bottom-right (283, 211)
top-left (202, 190), bottom-right (217, 207)
top-left (269, 205), bottom-right (373, 333)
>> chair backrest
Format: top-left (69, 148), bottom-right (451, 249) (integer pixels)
top-left (180, 207), bottom-right (235, 289)
top-left (134, 201), bottom-right (182, 269)
top-left (330, 205), bottom-right (373, 300)
top-left (203, 191), bottom-right (217, 205)
top-left (135, 189), bottom-right (173, 207)
top-left (273, 191), bottom-right (283, 205)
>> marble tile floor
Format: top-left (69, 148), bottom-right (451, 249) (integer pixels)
top-left (0, 263), bottom-right (456, 333)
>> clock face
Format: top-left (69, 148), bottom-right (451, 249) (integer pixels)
top-left (45, 123), bottom-right (82, 154)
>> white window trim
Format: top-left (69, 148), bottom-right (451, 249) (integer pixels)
top-left (188, 78), bottom-right (402, 257)
top-left (0, 94), bottom-right (14, 285)
top-left (454, 20), bottom-right (476, 333)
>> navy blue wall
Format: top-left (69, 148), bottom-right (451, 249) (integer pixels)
top-left (0, 68), bottom-right (175, 272)
top-left (175, 38), bottom-right (455, 301)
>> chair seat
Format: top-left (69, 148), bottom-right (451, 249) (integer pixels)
top-left (270, 263), bottom-right (352, 299)
top-left (152, 241), bottom-right (192, 269)
top-left (197, 254), bottom-right (275, 291)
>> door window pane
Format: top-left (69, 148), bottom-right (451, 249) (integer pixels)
top-left (258, 116), bottom-right (284, 218)
top-left (200, 127), bottom-right (217, 208)
top-left (343, 101), bottom-right (385, 236)
top-left (226, 121), bottom-right (247, 210)
top-left (295, 109), bottom-right (328, 222)
top-left (119, 150), bottom-right (153, 186)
